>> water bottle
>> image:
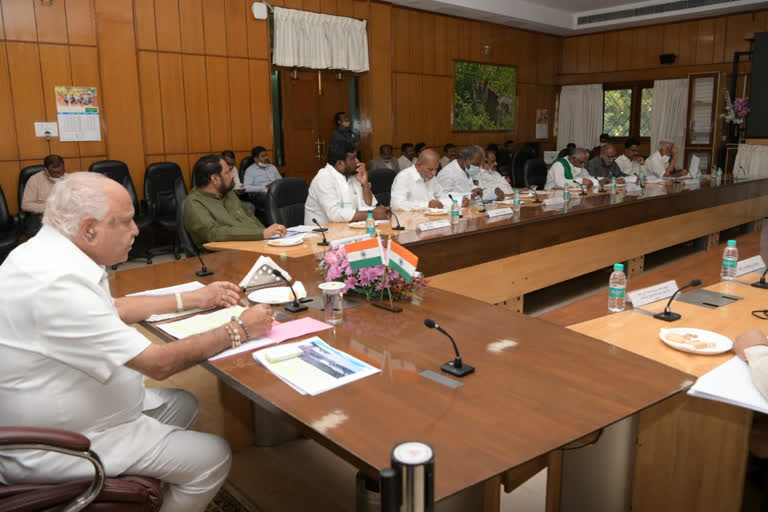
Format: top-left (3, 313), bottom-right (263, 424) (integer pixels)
top-left (450, 199), bottom-right (459, 225)
top-left (608, 263), bottom-right (627, 312)
top-left (366, 211), bottom-right (375, 235)
top-left (639, 167), bottom-right (646, 185)
top-left (513, 189), bottom-right (521, 212)
top-left (563, 182), bottom-right (570, 202)
top-left (721, 240), bottom-right (738, 280)
top-left (610, 176), bottom-right (617, 192)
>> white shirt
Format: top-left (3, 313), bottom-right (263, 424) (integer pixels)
top-left (439, 156), bottom-right (452, 168)
top-left (645, 151), bottom-right (670, 179)
top-left (478, 168), bottom-right (513, 195)
top-left (615, 154), bottom-right (646, 178)
top-left (437, 159), bottom-right (496, 201)
top-left (304, 163), bottom-right (377, 225)
top-left (397, 155), bottom-right (415, 172)
top-left (390, 165), bottom-right (447, 211)
top-left (0, 226), bottom-right (177, 483)
top-left (745, 345), bottom-right (768, 400)
top-left (544, 160), bottom-right (597, 189)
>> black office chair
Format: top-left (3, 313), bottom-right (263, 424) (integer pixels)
top-left (498, 151), bottom-right (516, 182)
top-left (17, 165), bottom-right (45, 239)
top-left (239, 156), bottom-right (254, 183)
top-left (524, 158), bottom-right (548, 190)
top-left (0, 185), bottom-right (19, 263)
top-left (265, 178), bottom-right (309, 227)
top-left (144, 162), bottom-right (184, 260)
top-left (368, 168), bottom-right (396, 207)
top-left (510, 150), bottom-right (534, 188)
top-left (172, 176), bottom-right (198, 258)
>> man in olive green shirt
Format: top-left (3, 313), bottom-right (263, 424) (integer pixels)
top-left (184, 154), bottom-right (286, 248)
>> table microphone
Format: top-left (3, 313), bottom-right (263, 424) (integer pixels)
top-left (574, 181), bottom-right (587, 196)
top-left (653, 279), bottom-right (701, 322)
top-left (752, 267), bottom-right (768, 289)
top-left (634, 173), bottom-right (645, 189)
top-left (271, 269), bottom-right (308, 312)
top-left (424, 318), bottom-right (474, 377)
top-left (530, 187), bottom-right (541, 203)
top-left (312, 218), bottom-right (330, 246)
top-left (195, 253), bottom-right (213, 277)
top-left (387, 209), bottom-right (405, 230)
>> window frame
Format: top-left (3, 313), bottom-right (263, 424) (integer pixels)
top-left (602, 81), bottom-right (654, 145)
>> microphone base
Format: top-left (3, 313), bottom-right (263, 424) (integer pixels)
top-left (579, 191), bottom-right (587, 196)
top-left (392, 226), bottom-right (405, 231)
top-left (441, 360), bottom-right (474, 377)
top-left (752, 280), bottom-right (768, 289)
top-left (312, 227), bottom-right (328, 232)
top-left (317, 241), bottom-right (330, 246)
top-left (195, 269), bottom-right (213, 277)
top-left (653, 311), bottom-right (681, 322)
top-left (285, 302), bottom-right (308, 313)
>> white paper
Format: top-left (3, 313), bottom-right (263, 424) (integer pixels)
top-left (157, 305), bottom-right (245, 339)
top-left (542, 197), bottom-right (565, 207)
top-left (128, 281), bottom-right (212, 322)
top-left (689, 155), bottom-right (700, 175)
top-left (736, 255), bottom-right (766, 277)
top-left (688, 356), bottom-right (768, 414)
top-left (34, 122), bottom-right (58, 137)
top-left (486, 207), bottom-right (514, 218)
top-left (535, 123), bottom-right (548, 139)
top-left (626, 280), bottom-right (678, 307)
top-left (417, 219), bottom-right (451, 231)
top-left (287, 225), bottom-right (320, 233)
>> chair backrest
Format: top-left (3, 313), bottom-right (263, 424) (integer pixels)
top-left (511, 150), bottom-right (534, 188)
top-left (239, 156), bottom-right (254, 183)
top-left (89, 160), bottom-right (141, 214)
top-left (266, 178), bottom-right (309, 227)
top-left (0, 184), bottom-right (16, 234)
top-left (174, 176), bottom-right (197, 257)
top-left (523, 158), bottom-right (548, 190)
top-left (18, 165), bottom-right (45, 211)
top-left (368, 168), bottom-right (396, 207)
top-left (145, 162), bottom-right (183, 221)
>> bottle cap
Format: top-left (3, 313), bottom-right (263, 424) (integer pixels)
top-left (727, 240), bottom-right (736, 246)
top-left (453, 199), bottom-right (458, 204)
top-left (613, 263), bottom-right (624, 271)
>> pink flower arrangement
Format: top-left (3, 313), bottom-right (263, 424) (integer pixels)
top-left (721, 90), bottom-right (750, 125)
top-left (733, 97), bottom-right (750, 118)
top-left (317, 246), bottom-right (428, 301)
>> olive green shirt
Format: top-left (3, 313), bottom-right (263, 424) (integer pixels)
top-left (183, 187), bottom-right (265, 248)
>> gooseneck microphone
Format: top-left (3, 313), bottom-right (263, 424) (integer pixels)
top-left (271, 269), bottom-right (308, 312)
top-left (195, 253), bottom-right (213, 277)
top-left (653, 279), bottom-right (702, 322)
top-left (574, 180), bottom-right (587, 196)
top-left (530, 187), bottom-right (541, 203)
top-left (424, 318), bottom-right (474, 377)
top-left (634, 173), bottom-right (645, 189)
top-left (752, 267), bottom-right (768, 289)
top-left (312, 218), bottom-right (330, 246)
top-left (387, 209), bottom-right (405, 230)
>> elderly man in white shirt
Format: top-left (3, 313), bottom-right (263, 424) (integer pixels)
top-left (645, 140), bottom-right (689, 179)
top-left (305, 142), bottom-right (390, 225)
top-left (614, 137), bottom-right (647, 178)
top-left (545, 147), bottom-right (598, 189)
top-left (480, 149), bottom-right (513, 195)
top-left (437, 145), bottom-right (505, 202)
top-left (0, 173), bottom-right (274, 512)
top-left (391, 149), bottom-right (448, 211)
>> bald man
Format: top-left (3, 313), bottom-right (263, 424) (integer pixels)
top-left (390, 149), bottom-right (449, 211)
top-left (646, 141), bottom-right (688, 179)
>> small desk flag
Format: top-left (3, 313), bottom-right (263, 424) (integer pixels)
top-left (387, 240), bottom-right (418, 282)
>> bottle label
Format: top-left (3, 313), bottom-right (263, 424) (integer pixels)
top-left (609, 287), bottom-right (625, 298)
top-left (366, 225), bottom-right (375, 234)
top-left (722, 258), bottom-right (737, 269)
top-left (451, 209), bottom-right (459, 217)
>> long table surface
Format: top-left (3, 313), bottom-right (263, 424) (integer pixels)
top-left (205, 177), bottom-right (768, 278)
top-left (109, 250), bottom-right (693, 502)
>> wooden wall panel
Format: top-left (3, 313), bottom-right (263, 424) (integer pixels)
top-left (81, 155), bottom-right (106, 172)
top-left (62, 156), bottom-right (82, 172)
top-left (712, 17), bottom-right (726, 64)
top-left (6, 42), bottom-right (49, 159)
top-left (182, 54), bottom-right (210, 153)
top-left (38, 44), bottom-right (77, 157)
top-left (65, 0), bottom-right (96, 45)
top-left (162, 153), bottom-right (190, 186)
top-left (158, 52), bottom-right (187, 154)
top-left (245, 8), bottom-right (268, 59)
top-left (337, 0), bottom-right (353, 17)
top-left (228, 57), bottom-right (252, 151)
top-left (206, 56), bottom-right (232, 151)
top-left (303, 0), bottom-right (320, 13)
top-left (137, 51), bottom-right (164, 155)
top-left (0, 43), bottom-right (18, 160)
top-left (249, 59), bottom-right (272, 147)
top-left (155, 0), bottom-right (181, 52)
top-left (695, 19), bottom-right (715, 65)
top-left (602, 32), bottom-right (617, 73)
top-left (588, 34), bottom-right (603, 74)
top-left (179, 0), bottom-right (204, 54)
top-left (2, 0), bottom-right (37, 41)
top-left (0, 161), bottom-right (21, 214)
top-left (0, 2), bottom-right (5, 39)
top-left (34, 1), bottom-right (67, 43)
top-left (69, 45), bottom-right (105, 157)
top-left (320, 0), bottom-right (336, 15)
top-left (284, 0), bottom-right (302, 9)
top-left (224, 0), bottom-right (248, 58)
top-left (134, 0), bottom-right (157, 50)
top-left (202, 0), bottom-right (227, 55)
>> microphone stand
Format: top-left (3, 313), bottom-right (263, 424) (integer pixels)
top-left (530, 187), bottom-right (541, 203)
top-left (575, 181), bottom-right (587, 196)
top-left (271, 269), bottom-right (308, 312)
top-left (424, 318), bottom-right (474, 377)
top-left (387, 209), bottom-right (405, 230)
top-left (634, 173), bottom-right (645, 189)
top-left (195, 253), bottom-right (213, 277)
top-left (752, 267), bottom-right (768, 289)
top-left (312, 218), bottom-right (330, 246)
top-left (653, 279), bottom-right (701, 322)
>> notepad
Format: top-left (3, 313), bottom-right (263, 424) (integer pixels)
top-left (688, 356), bottom-right (768, 414)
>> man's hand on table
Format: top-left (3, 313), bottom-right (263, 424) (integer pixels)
top-left (187, 281), bottom-right (241, 309)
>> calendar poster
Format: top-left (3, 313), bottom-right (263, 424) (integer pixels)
top-left (55, 86), bottom-right (101, 142)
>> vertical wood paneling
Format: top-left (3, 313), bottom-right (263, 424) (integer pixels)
top-left (677, 22), bottom-right (697, 66)
top-left (561, 38), bottom-right (577, 75)
top-left (645, 25), bottom-right (663, 69)
top-left (249, 59), bottom-right (272, 147)
top-left (134, 0), bottom-right (157, 50)
top-left (421, 13), bottom-right (436, 76)
top-left (6, 42), bottom-right (49, 159)
top-left (39, 44), bottom-right (77, 157)
top-left (223, 0), bottom-right (248, 58)
top-left (182, 54), bottom-right (210, 153)
top-left (407, 12), bottom-right (423, 74)
top-left (228, 58), bottom-right (252, 151)
top-left (337, 0), bottom-right (353, 17)
top-left (663, 24), bottom-right (680, 60)
top-left (602, 32), bottom-right (617, 73)
top-left (3, 0), bottom-right (37, 41)
top-left (202, 0), bottom-right (227, 55)
top-left (158, 52), bottom-right (187, 154)
top-left (391, 8), bottom-right (408, 73)
top-left (588, 34), bottom-right (603, 74)
top-left (320, 0), bottom-right (336, 15)
top-left (65, 0), bottom-right (97, 45)
top-left (284, 0), bottom-right (302, 9)
top-left (81, 155), bottom-right (106, 172)
top-left (0, 43), bottom-right (19, 160)
top-left (725, 13), bottom-right (757, 58)
top-left (434, 14), bottom-right (450, 77)
top-left (34, 1), bottom-right (68, 43)
top-left (303, 0), bottom-right (320, 12)
top-left (137, 51), bottom-right (164, 155)
top-left (179, 0), bottom-right (204, 54)
top-left (245, 10), bottom-right (268, 59)
top-left (162, 153), bottom-right (190, 187)
top-left (155, 0), bottom-right (181, 51)
top-left (712, 17), bottom-right (726, 64)
top-left (206, 56), bottom-right (232, 151)
top-left (516, 30), bottom-right (534, 83)
top-left (0, 3), bottom-right (5, 39)
top-left (69, 45), bottom-right (105, 156)
top-left (62, 156), bottom-right (82, 172)
top-left (0, 161), bottom-right (21, 214)
top-left (695, 19), bottom-right (715, 65)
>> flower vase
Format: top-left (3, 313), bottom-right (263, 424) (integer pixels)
top-left (727, 122), bottom-right (741, 144)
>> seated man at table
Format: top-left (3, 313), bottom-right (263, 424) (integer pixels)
top-left (645, 141), bottom-right (689, 179)
top-left (304, 142), bottom-right (389, 225)
top-left (398, 142), bottom-right (416, 171)
top-left (439, 143), bottom-right (456, 169)
top-left (735, 329), bottom-right (768, 399)
top-left (390, 149), bottom-right (448, 211)
top-left (614, 137), bottom-right (647, 177)
top-left (243, 146), bottom-right (282, 197)
top-left (0, 172), bottom-right (274, 512)
top-left (590, 133), bottom-right (610, 159)
top-left (545, 148), bottom-right (598, 189)
top-left (437, 145), bottom-right (504, 202)
top-left (184, 154), bottom-right (286, 248)
top-left (21, 153), bottom-right (66, 238)
top-left (557, 142), bottom-right (576, 159)
top-left (368, 144), bottom-right (400, 173)
top-left (480, 148), bottom-right (513, 195)
top-left (586, 143), bottom-right (631, 184)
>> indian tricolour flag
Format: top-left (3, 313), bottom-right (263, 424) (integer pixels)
top-left (387, 241), bottom-right (419, 283)
top-left (345, 237), bottom-right (383, 270)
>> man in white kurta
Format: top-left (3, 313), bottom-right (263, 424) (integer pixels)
top-left (614, 138), bottom-right (647, 177)
top-left (645, 141), bottom-right (688, 179)
top-left (397, 143), bottom-right (416, 173)
top-left (304, 143), bottom-right (388, 225)
top-left (391, 149), bottom-right (447, 211)
top-left (544, 148), bottom-right (598, 189)
top-left (437, 145), bottom-right (504, 202)
top-left (479, 149), bottom-right (513, 194)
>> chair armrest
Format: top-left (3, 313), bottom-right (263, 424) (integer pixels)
top-left (0, 427), bottom-right (90, 452)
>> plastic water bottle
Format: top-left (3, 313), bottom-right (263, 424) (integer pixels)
top-left (563, 182), bottom-right (570, 202)
top-left (721, 240), bottom-right (738, 280)
top-left (513, 189), bottom-right (521, 212)
top-left (366, 211), bottom-right (375, 235)
top-left (610, 176), bottom-right (617, 192)
top-left (450, 199), bottom-right (459, 225)
top-left (608, 263), bottom-right (627, 312)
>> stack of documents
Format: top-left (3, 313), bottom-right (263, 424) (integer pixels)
top-left (253, 336), bottom-right (380, 395)
top-left (688, 356), bottom-right (768, 414)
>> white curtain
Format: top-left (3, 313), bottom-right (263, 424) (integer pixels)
top-left (734, 144), bottom-right (768, 179)
top-left (272, 7), bottom-right (369, 72)
top-left (556, 84), bottom-right (603, 151)
top-left (650, 78), bottom-right (688, 169)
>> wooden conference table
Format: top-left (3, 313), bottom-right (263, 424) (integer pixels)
top-left (110, 251), bottom-right (692, 508)
top-left (206, 177), bottom-right (768, 311)
top-left (540, 230), bottom-right (766, 512)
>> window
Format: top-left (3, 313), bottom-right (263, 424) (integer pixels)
top-left (602, 83), bottom-right (653, 140)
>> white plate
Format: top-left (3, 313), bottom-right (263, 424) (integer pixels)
top-left (248, 282), bottom-right (307, 304)
top-left (267, 236), bottom-right (303, 247)
top-left (659, 327), bottom-right (733, 355)
top-left (424, 208), bottom-right (448, 215)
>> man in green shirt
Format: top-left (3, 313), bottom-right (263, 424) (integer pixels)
top-left (184, 154), bottom-right (286, 248)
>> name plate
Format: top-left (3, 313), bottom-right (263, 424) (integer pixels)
top-left (486, 207), bottom-right (514, 218)
top-left (736, 255), bottom-right (766, 277)
top-left (624, 184), bottom-right (641, 193)
top-left (542, 197), bottom-right (564, 207)
top-left (417, 219), bottom-right (451, 231)
top-left (627, 280), bottom-right (678, 307)
top-left (329, 233), bottom-right (372, 249)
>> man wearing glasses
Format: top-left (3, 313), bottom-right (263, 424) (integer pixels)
top-left (586, 143), bottom-right (633, 185)
top-left (544, 147), bottom-right (597, 189)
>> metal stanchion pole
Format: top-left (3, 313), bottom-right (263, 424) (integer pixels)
top-left (380, 441), bottom-right (434, 512)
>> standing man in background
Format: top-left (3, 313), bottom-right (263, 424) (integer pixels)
top-left (330, 112), bottom-right (359, 152)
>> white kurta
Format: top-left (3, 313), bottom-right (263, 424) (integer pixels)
top-left (397, 155), bottom-right (415, 172)
top-left (746, 345), bottom-right (768, 400)
top-left (390, 165), bottom-right (447, 211)
top-left (0, 226), bottom-right (178, 483)
top-left (478, 168), bottom-right (513, 195)
top-left (544, 160), bottom-right (597, 189)
top-left (304, 163), bottom-right (376, 225)
top-left (645, 151), bottom-right (670, 179)
top-left (615, 154), bottom-right (646, 177)
top-left (437, 159), bottom-right (496, 201)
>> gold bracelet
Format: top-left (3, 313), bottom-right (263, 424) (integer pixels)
top-left (223, 323), bottom-right (241, 349)
top-left (232, 316), bottom-right (250, 340)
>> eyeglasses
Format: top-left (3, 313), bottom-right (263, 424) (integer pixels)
top-left (752, 310), bottom-right (768, 320)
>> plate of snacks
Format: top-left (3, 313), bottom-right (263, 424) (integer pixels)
top-left (659, 327), bottom-right (733, 355)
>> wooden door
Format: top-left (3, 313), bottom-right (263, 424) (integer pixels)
top-left (280, 70), bottom-right (350, 184)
